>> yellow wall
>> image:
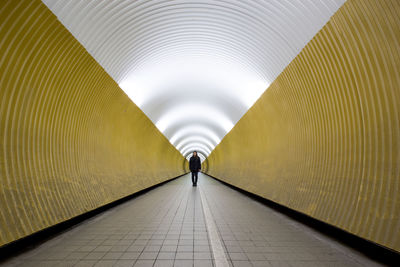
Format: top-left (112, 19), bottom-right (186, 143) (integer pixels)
top-left (0, 0), bottom-right (185, 247)
top-left (206, 0), bottom-right (400, 252)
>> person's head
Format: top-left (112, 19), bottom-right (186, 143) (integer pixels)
top-left (193, 151), bottom-right (197, 157)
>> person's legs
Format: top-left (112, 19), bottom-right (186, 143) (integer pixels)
top-left (191, 171), bottom-right (195, 185)
top-left (194, 172), bottom-right (198, 185)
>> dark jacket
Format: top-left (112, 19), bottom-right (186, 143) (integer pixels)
top-left (189, 156), bottom-right (201, 172)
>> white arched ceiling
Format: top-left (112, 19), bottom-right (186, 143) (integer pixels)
top-left (42, 0), bottom-right (346, 157)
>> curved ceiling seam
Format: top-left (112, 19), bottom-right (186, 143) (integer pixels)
top-left (161, 119), bottom-right (230, 137)
top-left (93, 30), bottom-right (293, 81)
top-left (95, 18), bottom-right (290, 80)
top-left (115, 40), bottom-right (277, 81)
top-left (96, 14), bottom-right (289, 65)
top-left (62, 1), bottom-right (97, 34)
top-left (115, 39), bottom-right (274, 82)
top-left (57, 2), bottom-right (304, 80)
top-left (180, 142), bottom-right (212, 154)
top-left (67, 0), bottom-right (122, 43)
top-left (142, 92), bottom-right (246, 123)
top-left (183, 145), bottom-right (209, 155)
top-left (174, 136), bottom-right (218, 150)
top-left (177, 141), bottom-right (214, 153)
top-left (108, 25), bottom-right (287, 73)
top-left (176, 137), bottom-right (217, 151)
top-left (114, 43), bottom-right (266, 83)
top-left (181, 145), bottom-right (211, 157)
top-left (117, 41), bottom-right (271, 84)
top-left (54, 0), bottom-right (309, 37)
top-left (89, 0), bottom-right (297, 41)
top-left (158, 118), bottom-right (232, 140)
top-left (169, 126), bottom-right (222, 146)
top-left (89, 4), bottom-right (298, 56)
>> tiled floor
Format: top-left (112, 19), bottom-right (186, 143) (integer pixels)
top-left (2, 174), bottom-right (383, 267)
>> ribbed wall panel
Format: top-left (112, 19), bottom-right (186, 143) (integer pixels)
top-left (0, 0), bottom-right (184, 247)
top-left (206, 0), bottom-right (400, 252)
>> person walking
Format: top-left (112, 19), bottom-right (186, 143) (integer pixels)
top-left (189, 151), bottom-right (201, 186)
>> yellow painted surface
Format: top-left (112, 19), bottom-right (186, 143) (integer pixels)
top-left (206, 0), bottom-right (400, 252)
top-left (0, 0), bottom-right (184, 246)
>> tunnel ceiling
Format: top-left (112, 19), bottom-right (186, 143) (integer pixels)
top-left (42, 0), bottom-right (345, 157)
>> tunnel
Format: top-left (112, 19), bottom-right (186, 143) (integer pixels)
top-left (0, 0), bottom-right (399, 266)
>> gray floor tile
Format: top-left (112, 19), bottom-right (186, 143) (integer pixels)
top-left (20, 261), bottom-right (61, 267)
top-left (84, 252), bottom-right (107, 260)
top-left (94, 260), bottom-right (116, 267)
top-left (193, 252), bottom-right (212, 260)
top-left (157, 252), bottom-right (176, 260)
top-left (154, 259), bottom-right (174, 267)
top-left (177, 245), bottom-right (193, 252)
top-left (127, 245), bottom-right (146, 252)
top-left (149, 240), bottom-right (164, 245)
top-left (74, 260), bottom-right (98, 267)
top-left (113, 260), bottom-right (135, 267)
top-left (138, 252), bottom-right (158, 260)
top-left (133, 240), bottom-right (148, 246)
top-left (175, 252), bottom-right (194, 260)
top-left (263, 253), bottom-right (286, 261)
top-left (194, 240), bottom-right (209, 246)
top-left (268, 261), bottom-right (292, 267)
top-left (65, 252), bottom-right (89, 260)
top-left (94, 246), bottom-right (113, 252)
top-left (110, 245), bottom-right (130, 252)
top-left (251, 261), bottom-right (272, 267)
top-left (173, 260), bottom-right (194, 267)
top-left (194, 245), bottom-right (210, 252)
top-left (232, 261), bottom-right (253, 267)
top-left (194, 259), bottom-right (213, 267)
top-left (246, 253), bottom-right (266, 261)
top-left (133, 260), bottom-right (155, 267)
top-left (161, 245), bottom-right (177, 252)
top-left (178, 240), bottom-right (193, 246)
top-left (79, 246), bottom-right (97, 252)
top-left (143, 245), bottom-right (161, 252)
top-left (166, 235), bottom-right (180, 240)
top-left (226, 246), bottom-right (243, 253)
top-left (102, 252), bottom-right (123, 260)
top-left (120, 252), bottom-right (140, 260)
top-left (163, 240), bottom-right (179, 246)
top-left (229, 252), bottom-right (248, 261)
top-left (55, 260), bottom-right (79, 267)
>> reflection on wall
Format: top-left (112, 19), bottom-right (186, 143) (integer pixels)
top-left (206, 0), bottom-right (400, 253)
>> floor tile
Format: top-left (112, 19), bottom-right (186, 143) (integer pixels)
top-left (154, 259), bottom-right (174, 267)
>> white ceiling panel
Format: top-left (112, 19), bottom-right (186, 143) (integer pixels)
top-left (42, 0), bottom-right (346, 157)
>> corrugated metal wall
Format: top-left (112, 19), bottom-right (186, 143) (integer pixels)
top-left (0, 0), bottom-right (184, 247)
top-left (206, 0), bottom-right (400, 252)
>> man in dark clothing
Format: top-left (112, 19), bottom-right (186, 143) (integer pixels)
top-left (189, 151), bottom-right (201, 186)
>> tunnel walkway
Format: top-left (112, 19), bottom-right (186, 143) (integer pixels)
top-left (3, 174), bottom-right (382, 267)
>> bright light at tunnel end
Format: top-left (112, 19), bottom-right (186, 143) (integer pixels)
top-left (118, 58), bottom-right (269, 161)
top-left (154, 104), bottom-right (235, 134)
